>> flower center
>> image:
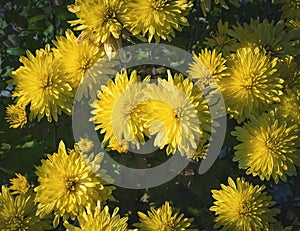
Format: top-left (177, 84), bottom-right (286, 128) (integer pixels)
top-left (40, 75), bottom-right (53, 90)
top-left (239, 200), bottom-right (252, 215)
top-left (173, 107), bottom-right (184, 120)
top-left (105, 7), bottom-right (116, 22)
top-left (6, 215), bottom-right (23, 230)
top-left (122, 102), bottom-right (136, 119)
top-left (159, 221), bottom-right (175, 231)
top-left (265, 137), bottom-right (280, 154)
top-left (65, 178), bottom-right (77, 191)
top-left (242, 74), bottom-right (254, 89)
top-left (79, 57), bottom-right (93, 74)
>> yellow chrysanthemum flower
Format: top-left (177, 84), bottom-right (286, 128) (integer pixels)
top-left (53, 29), bottom-right (107, 98)
top-left (76, 138), bottom-right (94, 153)
top-left (64, 202), bottom-right (129, 231)
top-left (232, 112), bottom-right (300, 183)
top-left (273, 0), bottom-right (300, 20)
top-left (278, 88), bottom-right (300, 124)
top-left (9, 173), bottom-right (31, 195)
top-left (5, 104), bottom-right (27, 128)
top-left (276, 55), bottom-right (300, 89)
top-left (199, 0), bottom-right (240, 16)
top-left (90, 69), bottom-right (148, 153)
top-left (0, 186), bottom-right (52, 231)
top-left (204, 20), bottom-right (237, 55)
top-left (227, 19), bottom-right (300, 57)
top-left (134, 201), bottom-right (193, 230)
top-left (141, 71), bottom-right (209, 156)
top-left (210, 177), bottom-right (280, 231)
top-left (11, 45), bottom-right (73, 122)
top-left (220, 46), bottom-right (283, 123)
top-left (34, 141), bottom-right (115, 226)
top-left (188, 48), bottom-right (227, 85)
top-left (68, 0), bottom-right (127, 53)
top-left (125, 0), bottom-right (192, 42)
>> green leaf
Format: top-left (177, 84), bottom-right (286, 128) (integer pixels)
top-left (16, 141), bottom-right (35, 149)
top-left (6, 47), bottom-right (25, 56)
top-left (28, 14), bottom-right (45, 23)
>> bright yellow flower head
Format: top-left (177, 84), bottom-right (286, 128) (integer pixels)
top-left (9, 173), bottom-right (31, 195)
top-left (227, 19), bottom-right (300, 57)
top-left (276, 55), bottom-right (300, 89)
top-left (11, 45), bottom-right (73, 122)
top-left (141, 71), bottom-right (208, 156)
top-left (134, 201), bottom-right (194, 230)
top-left (64, 203), bottom-right (129, 231)
top-left (34, 141), bottom-right (115, 225)
top-left (232, 112), bottom-right (300, 183)
top-left (188, 48), bottom-right (227, 85)
top-left (125, 0), bottom-right (192, 42)
top-left (210, 177), bottom-right (280, 231)
top-left (53, 29), bottom-right (106, 98)
top-left (5, 104), bottom-right (27, 128)
top-left (0, 186), bottom-right (52, 231)
top-left (90, 69), bottom-right (148, 153)
top-left (220, 46), bottom-right (283, 123)
top-left (68, 0), bottom-right (127, 46)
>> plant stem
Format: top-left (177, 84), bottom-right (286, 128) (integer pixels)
top-left (53, 121), bottom-right (59, 149)
top-left (49, 0), bottom-right (57, 38)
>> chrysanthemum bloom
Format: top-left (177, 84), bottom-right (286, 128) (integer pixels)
top-left (0, 186), bottom-right (52, 231)
top-left (76, 138), bottom-right (94, 153)
top-left (53, 29), bottom-right (109, 99)
top-left (90, 69), bottom-right (149, 153)
top-left (232, 112), bottom-right (300, 183)
top-left (11, 45), bottom-right (73, 122)
top-left (9, 173), bottom-right (31, 195)
top-left (141, 71), bottom-right (209, 156)
top-left (34, 141), bottom-right (115, 226)
top-left (134, 201), bottom-right (194, 230)
top-left (210, 177), bottom-right (280, 231)
top-left (278, 88), bottom-right (300, 124)
top-left (188, 48), bottom-right (227, 86)
top-left (276, 55), bottom-right (300, 89)
top-left (273, 0), bottom-right (300, 20)
top-left (227, 19), bottom-right (300, 57)
top-left (125, 0), bottom-right (192, 42)
top-left (204, 20), bottom-right (237, 55)
top-left (68, 0), bottom-right (128, 55)
top-left (199, 0), bottom-right (240, 16)
top-left (220, 46), bottom-right (283, 123)
top-left (64, 202), bottom-right (129, 231)
top-left (5, 104), bottom-right (27, 128)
